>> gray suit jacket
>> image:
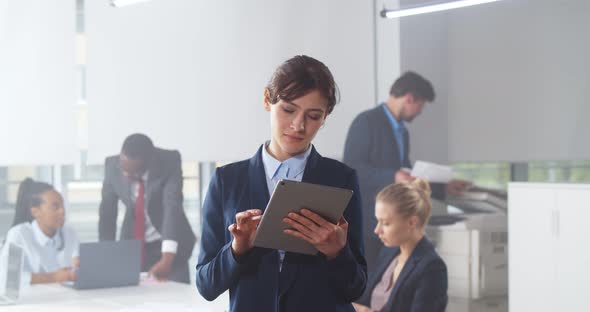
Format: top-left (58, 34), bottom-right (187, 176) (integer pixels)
top-left (98, 148), bottom-right (196, 264)
top-left (343, 105), bottom-right (445, 268)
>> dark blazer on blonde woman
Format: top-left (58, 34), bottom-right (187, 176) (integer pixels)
top-left (356, 237), bottom-right (447, 312)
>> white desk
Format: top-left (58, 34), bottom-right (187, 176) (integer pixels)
top-left (3, 280), bottom-right (228, 312)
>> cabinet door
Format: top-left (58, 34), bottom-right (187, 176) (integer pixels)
top-left (508, 185), bottom-right (557, 312)
top-left (556, 188), bottom-right (590, 311)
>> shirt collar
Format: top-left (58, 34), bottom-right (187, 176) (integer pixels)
top-left (32, 220), bottom-right (57, 247)
top-left (130, 171), bottom-right (149, 184)
top-left (382, 103), bottom-right (405, 130)
top-left (261, 140), bottom-right (312, 180)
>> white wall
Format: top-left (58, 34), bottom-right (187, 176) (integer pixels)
top-left (0, 0), bottom-right (77, 166)
top-left (448, 0), bottom-right (590, 162)
top-left (375, 0), bottom-right (401, 104)
top-left (86, 0), bottom-right (375, 163)
top-left (399, 0), bottom-right (590, 164)
top-left (399, 0), bottom-right (450, 165)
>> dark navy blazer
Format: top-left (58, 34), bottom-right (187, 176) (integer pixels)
top-left (356, 237), bottom-right (448, 312)
top-left (196, 146), bottom-right (367, 312)
top-left (343, 105), bottom-right (446, 271)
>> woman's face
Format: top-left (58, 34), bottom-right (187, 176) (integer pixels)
top-left (31, 190), bottom-right (65, 234)
top-left (374, 200), bottom-right (418, 247)
top-left (265, 89), bottom-right (328, 161)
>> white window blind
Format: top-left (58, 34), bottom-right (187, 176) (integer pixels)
top-left (0, 0), bottom-right (77, 166)
top-left (86, 0), bottom-right (375, 163)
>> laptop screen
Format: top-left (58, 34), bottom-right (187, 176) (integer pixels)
top-left (4, 243), bottom-right (23, 300)
top-left (73, 240), bottom-right (141, 290)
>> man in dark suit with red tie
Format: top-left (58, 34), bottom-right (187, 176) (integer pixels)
top-left (98, 133), bottom-right (195, 283)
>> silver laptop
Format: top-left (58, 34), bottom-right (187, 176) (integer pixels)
top-left (0, 243), bottom-right (24, 305)
top-left (64, 240), bottom-right (141, 290)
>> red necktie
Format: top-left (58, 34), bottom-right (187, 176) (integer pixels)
top-left (134, 179), bottom-right (145, 267)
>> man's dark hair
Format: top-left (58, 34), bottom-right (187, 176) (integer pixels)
top-left (266, 55), bottom-right (340, 115)
top-left (121, 133), bottom-right (155, 161)
top-left (389, 71), bottom-right (435, 102)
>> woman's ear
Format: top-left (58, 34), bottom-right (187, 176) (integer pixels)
top-left (406, 93), bottom-right (415, 104)
top-left (263, 88), bottom-right (272, 112)
top-left (30, 206), bottom-right (40, 219)
top-left (408, 215), bottom-right (419, 229)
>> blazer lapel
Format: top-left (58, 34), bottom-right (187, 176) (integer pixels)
top-left (367, 247), bottom-right (400, 300)
top-left (144, 156), bottom-right (162, 216)
top-left (248, 145), bottom-right (270, 213)
top-left (118, 168), bottom-right (133, 209)
top-left (301, 146), bottom-right (321, 184)
top-left (387, 237), bottom-right (431, 308)
top-left (376, 104), bottom-right (403, 166)
top-left (249, 146), bottom-right (286, 296)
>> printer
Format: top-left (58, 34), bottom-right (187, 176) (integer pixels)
top-left (427, 187), bottom-right (508, 300)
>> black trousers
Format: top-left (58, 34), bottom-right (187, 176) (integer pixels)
top-left (143, 240), bottom-right (190, 284)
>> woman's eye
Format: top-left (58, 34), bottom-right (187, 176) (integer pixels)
top-left (308, 114), bottom-right (322, 121)
top-left (282, 108), bottom-right (294, 114)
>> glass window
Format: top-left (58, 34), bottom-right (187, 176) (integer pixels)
top-left (452, 162), bottom-right (510, 189)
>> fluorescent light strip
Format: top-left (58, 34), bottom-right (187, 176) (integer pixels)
top-left (110, 0), bottom-right (152, 7)
top-left (382, 0), bottom-right (504, 19)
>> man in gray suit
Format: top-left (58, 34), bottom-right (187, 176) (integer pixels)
top-left (343, 72), bottom-right (470, 272)
top-left (99, 133), bottom-right (196, 283)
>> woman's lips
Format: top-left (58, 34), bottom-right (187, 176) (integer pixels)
top-left (284, 134), bottom-right (304, 141)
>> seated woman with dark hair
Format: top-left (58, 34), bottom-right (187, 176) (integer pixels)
top-left (2, 178), bottom-right (79, 284)
top-left (353, 179), bottom-right (448, 312)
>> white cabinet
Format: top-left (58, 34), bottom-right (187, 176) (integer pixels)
top-left (509, 183), bottom-right (590, 312)
top-left (554, 188), bottom-right (590, 311)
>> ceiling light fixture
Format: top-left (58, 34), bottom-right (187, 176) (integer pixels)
top-left (381, 0), bottom-right (505, 19)
top-left (110, 0), bottom-right (152, 8)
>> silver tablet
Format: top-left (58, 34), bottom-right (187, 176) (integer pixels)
top-left (252, 180), bottom-right (354, 255)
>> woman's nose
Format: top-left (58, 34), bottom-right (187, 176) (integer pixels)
top-left (290, 113), bottom-right (305, 131)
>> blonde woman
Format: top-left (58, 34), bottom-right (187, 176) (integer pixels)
top-left (353, 179), bottom-right (447, 312)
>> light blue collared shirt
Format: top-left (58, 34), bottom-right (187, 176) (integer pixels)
top-left (382, 103), bottom-right (406, 162)
top-left (1, 220), bottom-right (79, 285)
top-left (261, 140), bottom-right (313, 270)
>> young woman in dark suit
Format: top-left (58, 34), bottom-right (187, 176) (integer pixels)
top-left (196, 55), bottom-right (367, 312)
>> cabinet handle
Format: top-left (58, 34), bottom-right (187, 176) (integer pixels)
top-left (555, 210), bottom-right (560, 238)
top-left (551, 211), bottom-right (556, 237)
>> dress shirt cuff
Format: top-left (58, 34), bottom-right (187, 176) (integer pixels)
top-left (22, 271), bottom-right (32, 288)
top-left (161, 240), bottom-right (178, 254)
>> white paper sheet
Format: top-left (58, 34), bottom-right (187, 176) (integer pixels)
top-left (410, 161), bottom-right (454, 183)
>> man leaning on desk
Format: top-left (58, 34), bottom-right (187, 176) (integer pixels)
top-left (98, 133), bottom-right (196, 284)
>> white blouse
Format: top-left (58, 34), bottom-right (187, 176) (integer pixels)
top-left (2, 221), bottom-right (79, 284)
